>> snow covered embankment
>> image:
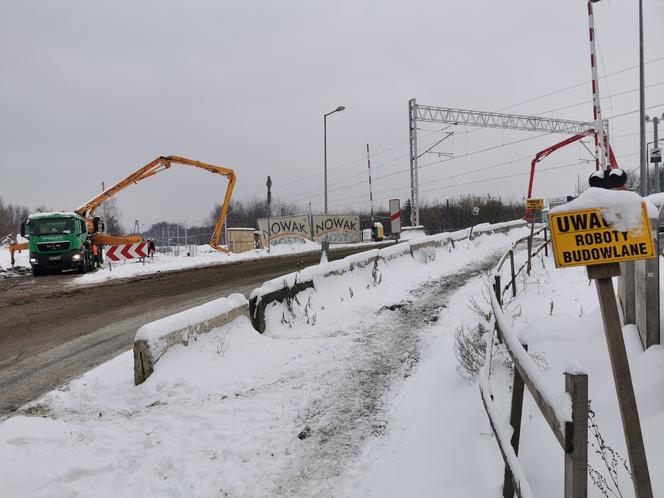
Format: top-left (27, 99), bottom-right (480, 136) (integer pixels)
top-left (133, 293), bottom-right (248, 384)
top-left (0, 220), bottom-right (531, 498)
top-left (477, 241), bottom-right (664, 497)
top-left (249, 220), bottom-right (527, 332)
top-left (132, 219), bottom-right (527, 384)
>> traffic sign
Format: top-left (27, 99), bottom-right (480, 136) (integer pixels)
top-left (525, 198), bottom-right (544, 210)
top-left (389, 199), bottom-right (401, 234)
top-left (549, 204), bottom-right (655, 268)
top-left (651, 148), bottom-right (661, 164)
top-left (106, 242), bottom-right (148, 262)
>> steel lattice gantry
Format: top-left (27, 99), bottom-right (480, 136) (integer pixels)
top-left (407, 98), bottom-right (607, 226)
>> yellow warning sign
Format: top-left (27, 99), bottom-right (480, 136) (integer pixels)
top-left (526, 198), bottom-right (544, 210)
top-left (549, 204), bottom-right (656, 268)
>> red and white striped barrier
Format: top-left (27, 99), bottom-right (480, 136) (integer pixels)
top-left (389, 198), bottom-right (401, 234)
top-left (106, 242), bottom-right (148, 262)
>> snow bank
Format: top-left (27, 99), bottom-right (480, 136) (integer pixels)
top-left (249, 220), bottom-right (528, 332)
top-left (72, 240), bottom-right (388, 285)
top-left (133, 293), bottom-right (248, 384)
top-left (0, 220), bottom-right (537, 497)
top-left (550, 187), bottom-right (657, 233)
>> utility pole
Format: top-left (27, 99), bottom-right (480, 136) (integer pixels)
top-left (266, 176), bottom-right (272, 254)
top-left (639, 0), bottom-right (647, 195)
top-left (366, 143), bottom-right (374, 226)
top-left (408, 98), bottom-right (419, 227)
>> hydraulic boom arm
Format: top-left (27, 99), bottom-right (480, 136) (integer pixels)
top-left (76, 155), bottom-right (236, 252)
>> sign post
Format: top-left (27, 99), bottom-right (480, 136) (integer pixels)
top-left (550, 204), bottom-right (654, 498)
top-left (525, 198), bottom-right (544, 275)
top-left (389, 199), bottom-right (401, 240)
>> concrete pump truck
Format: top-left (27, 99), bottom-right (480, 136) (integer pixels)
top-left (11, 155), bottom-right (236, 276)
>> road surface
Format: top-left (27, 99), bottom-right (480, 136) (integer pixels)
top-left (0, 243), bottom-right (391, 416)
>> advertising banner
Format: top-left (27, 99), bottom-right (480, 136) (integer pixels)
top-left (257, 215), bottom-right (310, 245)
top-left (312, 214), bottom-right (360, 243)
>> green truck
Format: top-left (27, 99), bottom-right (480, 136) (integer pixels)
top-left (20, 212), bottom-right (98, 276)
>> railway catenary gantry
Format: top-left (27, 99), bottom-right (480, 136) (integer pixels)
top-left (407, 100), bottom-right (608, 226)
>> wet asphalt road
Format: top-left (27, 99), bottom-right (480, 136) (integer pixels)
top-left (0, 243), bottom-right (391, 416)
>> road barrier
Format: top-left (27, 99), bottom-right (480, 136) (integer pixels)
top-left (106, 242), bottom-right (148, 262)
top-left (133, 293), bottom-right (248, 384)
top-left (480, 228), bottom-right (589, 498)
top-left (249, 220), bottom-right (527, 333)
top-left (133, 219), bottom-right (528, 383)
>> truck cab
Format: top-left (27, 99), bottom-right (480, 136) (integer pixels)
top-left (21, 212), bottom-right (93, 276)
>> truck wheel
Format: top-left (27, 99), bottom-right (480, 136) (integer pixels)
top-left (79, 255), bottom-right (88, 274)
top-left (32, 268), bottom-right (43, 277)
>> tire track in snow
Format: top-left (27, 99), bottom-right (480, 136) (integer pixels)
top-left (274, 252), bottom-right (501, 497)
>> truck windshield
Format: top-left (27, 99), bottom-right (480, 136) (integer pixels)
top-left (29, 218), bottom-right (75, 236)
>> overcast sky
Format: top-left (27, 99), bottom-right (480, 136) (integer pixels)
top-left (2, 0), bottom-right (664, 229)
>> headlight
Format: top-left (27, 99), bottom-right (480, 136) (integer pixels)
top-left (30, 257), bottom-right (37, 264)
top-left (72, 254), bottom-right (81, 261)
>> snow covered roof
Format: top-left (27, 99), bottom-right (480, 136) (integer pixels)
top-left (27, 211), bottom-right (78, 220)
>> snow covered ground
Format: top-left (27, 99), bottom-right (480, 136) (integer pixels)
top-left (479, 248), bottom-right (664, 497)
top-left (1, 225), bottom-right (663, 497)
top-left (0, 228), bottom-right (525, 497)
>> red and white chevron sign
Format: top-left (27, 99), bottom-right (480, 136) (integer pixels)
top-left (106, 242), bottom-right (148, 262)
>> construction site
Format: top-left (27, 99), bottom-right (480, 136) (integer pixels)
top-left (1, 1), bottom-right (664, 497)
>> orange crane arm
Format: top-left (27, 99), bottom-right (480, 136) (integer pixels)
top-left (77, 155), bottom-right (236, 252)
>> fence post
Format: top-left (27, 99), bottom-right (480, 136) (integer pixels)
top-left (527, 216), bottom-right (535, 275)
top-left (564, 372), bottom-right (588, 498)
top-left (494, 274), bottom-right (502, 309)
top-left (503, 344), bottom-right (527, 498)
top-left (509, 249), bottom-right (517, 298)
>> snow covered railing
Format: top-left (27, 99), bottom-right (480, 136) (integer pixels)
top-left (133, 294), bottom-right (249, 384)
top-left (482, 232), bottom-right (589, 497)
top-left (249, 220), bottom-right (528, 332)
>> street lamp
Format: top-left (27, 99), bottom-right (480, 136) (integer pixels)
top-left (324, 105), bottom-right (346, 213)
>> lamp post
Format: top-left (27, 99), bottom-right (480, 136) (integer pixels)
top-left (324, 105), bottom-right (346, 214)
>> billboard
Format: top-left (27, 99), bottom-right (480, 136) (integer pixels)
top-left (312, 214), bottom-right (361, 243)
top-left (257, 215), bottom-right (310, 245)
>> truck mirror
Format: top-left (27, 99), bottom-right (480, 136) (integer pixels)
top-left (20, 222), bottom-right (26, 238)
top-left (93, 217), bottom-right (100, 233)
top-left (81, 220), bottom-right (87, 234)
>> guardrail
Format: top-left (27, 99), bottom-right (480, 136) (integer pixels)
top-left (480, 226), bottom-right (589, 498)
top-left (248, 220), bottom-right (527, 332)
top-left (133, 220), bottom-right (529, 384)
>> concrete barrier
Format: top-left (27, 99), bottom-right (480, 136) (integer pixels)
top-left (248, 220), bottom-right (528, 333)
top-left (133, 219), bottom-right (529, 383)
top-left (133, 293), bottom-right (249, 384)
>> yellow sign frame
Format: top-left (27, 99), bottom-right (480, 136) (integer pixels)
top-left (549, 203), bottom-right (655, 268)
top-left (525, 198), bottom-right (544, 210)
